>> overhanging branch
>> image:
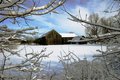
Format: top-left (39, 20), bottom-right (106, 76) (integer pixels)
top-left (66, 11), bottom-right (120, 32)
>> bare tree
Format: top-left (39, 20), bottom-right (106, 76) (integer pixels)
top-left (85, 13), bottom-right (101, 37)
top-left (85, 13), bottom-right (116, 37)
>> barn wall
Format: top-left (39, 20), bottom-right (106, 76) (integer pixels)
top-left (45, 30), bottom-right (62, 45)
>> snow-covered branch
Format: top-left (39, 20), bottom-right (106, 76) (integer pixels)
top-left (66, 11), bottom-right (120, 32)
top-left (0, 0), bottom-right (66, 22)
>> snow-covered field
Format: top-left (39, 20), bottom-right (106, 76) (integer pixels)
top-left (10, 44), bottom-right (106, 63)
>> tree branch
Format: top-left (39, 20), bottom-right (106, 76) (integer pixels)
top-left (0, 0), bottom-right (66, 17)
top-left (66, 11), bottom-right (120, 31)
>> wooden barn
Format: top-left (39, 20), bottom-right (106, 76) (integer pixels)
top-left (36, 29), bottom-right (80, 45)
top-left (37, 29), bottom-right (62, 45)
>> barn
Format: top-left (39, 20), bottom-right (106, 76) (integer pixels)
top-left (36, 29), bottom-right (79, 45)
top-left (38, 29), bottom-right (62, 45)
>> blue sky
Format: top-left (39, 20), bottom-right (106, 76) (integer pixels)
top-left (0, 0), bottom-right (116, 36)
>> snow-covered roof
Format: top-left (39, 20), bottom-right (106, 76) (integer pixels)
top-left (60, 32), bottom-right (78, 37)
top-left (39, 29), bottom-right (78, 38)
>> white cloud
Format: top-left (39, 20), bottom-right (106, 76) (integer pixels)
top-left (31, 15), bottom-right (56, 29)
top-left (52, 5), bottom-right (90, 35)
top-left (30, 15), bottom-right (58, 34)
top-left (30, 6), bottom-right (90, 35)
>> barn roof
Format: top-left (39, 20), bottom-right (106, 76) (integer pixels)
top-left (59, 32), bottom-right (78, 38)
top-left (40, 29), bottom-right (78, 38)
top-left (40, 29), bottom-right (59, 37)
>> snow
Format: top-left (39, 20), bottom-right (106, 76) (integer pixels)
top-left (9, 44), bottom-right (106, 63)
top-left (59, 33), bottom-right (78, 37)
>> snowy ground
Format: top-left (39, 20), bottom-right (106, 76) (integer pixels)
top-left (9, 44), bottom-right (106, 63)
